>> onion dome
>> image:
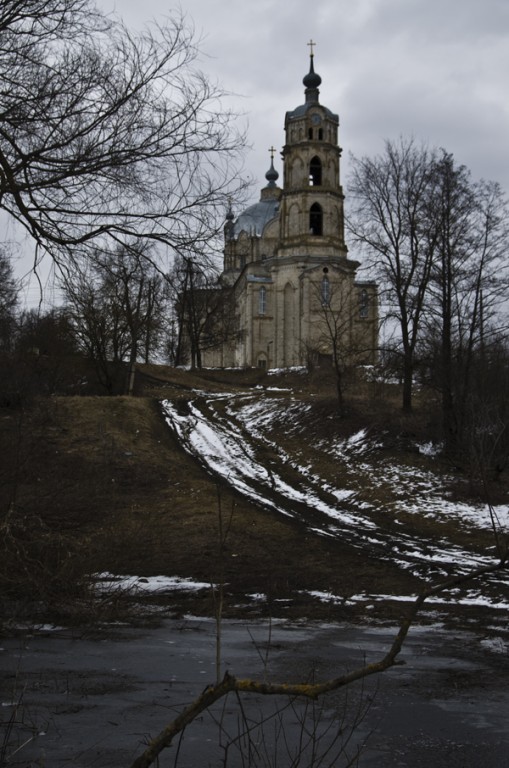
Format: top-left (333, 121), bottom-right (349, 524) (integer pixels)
top-left (265, 156), bottom-right (279, 187)
top-left (224, 198), bottom-right (235, 240)
top-left (233, 199), bottom-right (279, 238)
top-left (303, 41), bottom-right (322, 105)
top-left (303, 55), bottom-right (322, 91)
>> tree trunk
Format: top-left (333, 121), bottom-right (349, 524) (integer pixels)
top-left (402, 363), bottom-right (413, 412)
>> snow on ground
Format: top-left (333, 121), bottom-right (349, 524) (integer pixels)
top-left (161, 390), bottom-right (508, 595)
top-left (162, 397), bottom-right (374, 529)
top-left (304, 589), bottom-right (509, 612)
top-left (324, 429), bottom-right (509, 531)
top-left (480, 636), bottom-right (509, 653)
top-left (95, 573), bottom-right (210, 594)
top-left (230, 395), bottom-right (509, 536)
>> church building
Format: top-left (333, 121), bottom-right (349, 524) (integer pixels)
top-left (202, 48), bottom-right (378, 370)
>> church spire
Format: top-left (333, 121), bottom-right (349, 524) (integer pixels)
top-left (265, 146), bottom-right (279, 187)
top-left (224, 196), bottom-right (234, 241)
top-left (303, 39), bottom-right (321, 102)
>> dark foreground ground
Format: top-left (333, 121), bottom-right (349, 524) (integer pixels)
top-left (1, 617), bottom-right (508, 768)
top-left (1, 367), bottom-right (508, 766)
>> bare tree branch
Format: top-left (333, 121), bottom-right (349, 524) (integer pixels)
top-left (0, 0), bottom-right (248, 264)
top-left (129, 552), bottom-right (507, 768)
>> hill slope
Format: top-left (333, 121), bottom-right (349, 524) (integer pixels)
top-left (1, 365), bottom-right (507, 630)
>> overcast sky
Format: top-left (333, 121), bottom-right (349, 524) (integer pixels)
top-left (19, 0), bottom-right (509, 306)
top-left (110, 0), bottom-right (509, 198)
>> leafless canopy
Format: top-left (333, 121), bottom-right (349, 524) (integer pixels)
top-left (347, 138), bottom-right (509, 417)
top-left (0, 0), bottom-right (247, 264)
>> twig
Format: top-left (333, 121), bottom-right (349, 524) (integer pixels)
top-left (129, 554), bottom-right (507, 768)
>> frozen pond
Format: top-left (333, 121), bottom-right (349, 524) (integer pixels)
top-left (1, 617), bottom-right (508, 767)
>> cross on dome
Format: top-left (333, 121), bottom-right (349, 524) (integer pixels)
top-left (303, 40), bottom-right (321, 95)
top-left (265, 146), bottom-right (279, 186)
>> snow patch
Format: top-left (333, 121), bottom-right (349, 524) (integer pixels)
top-left (94, 573), bottom-right (210, 593)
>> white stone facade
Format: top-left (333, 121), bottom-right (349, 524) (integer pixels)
top-left (202, 54), bottom-right (378, 370)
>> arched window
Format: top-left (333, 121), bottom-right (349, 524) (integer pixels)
top-left (309, 156), bottom-right (322, 186)
top-left (318, 128), bottom-right (323, 141)
top-left (359, 289), bottom-right (369, 318)
top-left (258, 286), bottom-right (267, 316)
top-left (309, 203), bottom-right (323, 236)
top-left (321, 276), bottom-right (330, 306)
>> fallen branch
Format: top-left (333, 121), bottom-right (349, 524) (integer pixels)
top-left (130, 554), bottom-right (507, 768)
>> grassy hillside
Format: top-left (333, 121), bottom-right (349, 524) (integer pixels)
top-left (1, 365), bottom-right (506, 629)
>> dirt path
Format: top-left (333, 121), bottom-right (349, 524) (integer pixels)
top-left (161, 391), bottom-right (507, 600)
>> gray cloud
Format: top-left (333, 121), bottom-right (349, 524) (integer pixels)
top-left (106, 0), bottom-right (509, 194)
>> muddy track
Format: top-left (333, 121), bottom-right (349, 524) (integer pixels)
top-left (161, 391), bottom-right (507, 601)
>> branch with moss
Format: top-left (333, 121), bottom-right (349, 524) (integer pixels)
top-left (129, 554), bottom-right (507, 768)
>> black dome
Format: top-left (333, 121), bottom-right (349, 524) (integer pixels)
top-left (303, 57), bottom-right (322, 90)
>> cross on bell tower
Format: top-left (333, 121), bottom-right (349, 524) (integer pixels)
top-left (278, 45), bottom-right (345, 253)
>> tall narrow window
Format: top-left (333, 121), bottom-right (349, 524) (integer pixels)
top-left (310, 203), bottom-right (323, 236)
top-left (321, 276), bottom-right (330, 306)
top-left (258, 286), bottom-right (267, 316)
top-left (359, 289), bottom-right (369, 318)
top-left (309, 156), bottom-right (322, 186)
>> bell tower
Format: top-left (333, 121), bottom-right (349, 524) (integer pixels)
top-left (202, 43), bottom-right (378, 371)
top-left (278, 42), bottom-right (348, 261)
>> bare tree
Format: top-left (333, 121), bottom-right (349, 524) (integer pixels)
top-left (15, 307), bottom-right (77, 358)
top-left (0, 246), bottom-right (18, 351)
top-left (459, 339), bottom-right (509, 489)
top-left (169, 256), bottom-right (237, 369)
top-left (348, 138), bottom-right (437, 412)
top-left (61, 243), bottom-right (170, 392)
top-left (307, 273), bottom-right (377, 416)
top-left (61, 269), bottom-right (121, 393)
top-left (422, 152), bottom-right (509, 452)
top-left (94, 243), bottom-right (170, 393)
top-left (0, 0), bottom-right (247, 266)
top-left (348, 140), bottom-right (509, 427)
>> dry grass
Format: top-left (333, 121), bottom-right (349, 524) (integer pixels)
top-left (0, 365), bottom-right (505, 628)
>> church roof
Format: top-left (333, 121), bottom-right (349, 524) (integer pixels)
top-left (286, 102), bottom-right (338, 121)
top-left (233, 197), bottom-right (279, 238)
top-left (231, 152), bottom-right (280, 238)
